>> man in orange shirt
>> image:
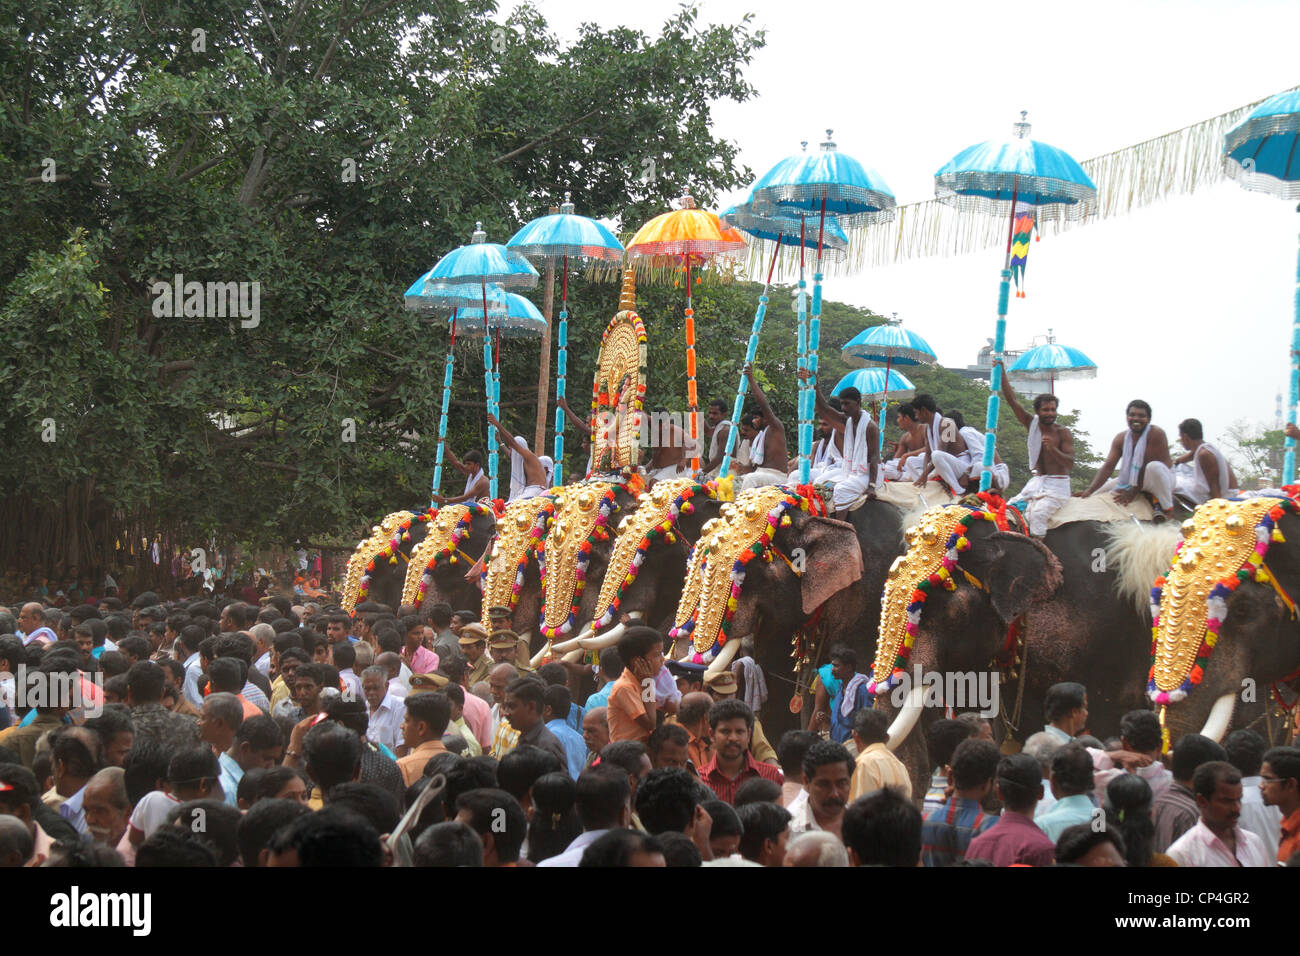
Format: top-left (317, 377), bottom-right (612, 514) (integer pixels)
top-left (396, 692), bottom-right (450, 786)
top-left (678, 692), bottom-right (714, 771)
top-left (1261, 746), bottom-right (1300, 864)
top-left (605, 626), bottom-right (664, 745)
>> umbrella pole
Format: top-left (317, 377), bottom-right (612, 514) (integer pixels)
top-left (1287, 227), bottom-right (1300, 485)
top-left (432, 309), bottom-right (458, 507)
top-left (980, 187), bottom-right (1019, 493)
top-left (879, 356), bottom-right (892, 458)
top-left (482, 281), bottom-right (499, 500)
top-left (802, 196), bottom-right (829, 485)
top-left (685, 257), bottom-right (700, 472)
top-left (553, 255), bottom-right (569, 486)
top-left (796, 218), bottom-right (810, 484)
top-left (722, 238), bottom-right (783, 479)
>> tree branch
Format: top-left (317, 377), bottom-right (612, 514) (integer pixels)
top-left (174, 154), bottom-right (231, 185)
top-left (491, 109), bottom-right (600, 165)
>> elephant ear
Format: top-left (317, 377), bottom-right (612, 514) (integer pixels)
top-left (961, 531), bottom-right (1063, 624)
top-left (795, 515), bottom-right (864, 615)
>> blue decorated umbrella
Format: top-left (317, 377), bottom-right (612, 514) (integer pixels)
top-left (507, 193), bottom-right (624, 485)
top-left (714, 202), bottom-right (849, 478)
top-left (840, 314), bottom-right (937, 451)
top-left (423, 223), bottom-right (539, 500)
top-left (935, 113), bottom-right (1096, 491)
top-left (1006, 336), bottom-right (1097, 394)
top-left (455, 292), bottom-right (547, 338)
top-left (1224, 90), bottom-right (1300, 482)
top-left (831, 367), bottom-right (916, 401)
top-left (748, 132), bottom-right (896, 484)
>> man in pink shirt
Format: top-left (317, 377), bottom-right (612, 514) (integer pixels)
top-left (442, 657), bottom-right (491, 750)
top-left (400, 615), bottom-right (438, 675)
top-left (1166, 761), bottom-right (1272, 867)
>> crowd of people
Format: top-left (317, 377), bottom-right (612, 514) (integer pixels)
top-left (0, 588), bottom-right (1295, 868)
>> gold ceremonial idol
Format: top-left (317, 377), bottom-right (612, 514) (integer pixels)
top-left (541, 481), bottom-right (620, 632)
top-left (590, 270), bottom-right (647, 473)
top-left (871, 506), bottom-right (970, 683)
top-left (341, 511), bottom-right (416, 612)
top-left (1152, 497), bottom-right (1277, 693)
top-left (401, 504), bottom-right (472, 607)
top-left (593, 478), bottom-right (702, 625)
top-left (481, 495), bottom-right (554, 619)
top-left (673, 486), bottom-right (791, 654)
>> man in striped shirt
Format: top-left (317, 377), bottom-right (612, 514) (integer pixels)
top-left (921, 737), bottom-right (1000, 866)
top-left (696, 699), bottom-right (782, 805)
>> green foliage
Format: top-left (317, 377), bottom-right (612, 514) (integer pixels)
top-left (0, 0), bottom-right (765, 562)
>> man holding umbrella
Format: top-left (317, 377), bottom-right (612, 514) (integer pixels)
top-left (997, 362), bottom-right (1075, 536)
top-left (433, 447), bottom-right (489, 506)
top-left (800, 370), bottom-right (880, 516)
top-left (733, 364), bottom-right (790, 490)
top-left (486, 413), bottom-right (553, 500)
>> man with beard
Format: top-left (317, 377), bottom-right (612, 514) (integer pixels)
top-left (81, 767), bottom-right (130, 849)
top-left (1078, 398), bottom-right (1175, 519)
top-left (696, 699), bottom-right (782, 805)
top-left (1167, 761), bottom-right (1272, 866)
top-left (786, 740), bottom-right (853, 838)
top-left (701, 398), bottom-right (733, 477)
top-left (999, 361), bottom-right (1076, 536)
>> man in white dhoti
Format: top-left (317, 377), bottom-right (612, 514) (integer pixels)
top-left (1079, 399), bottom-right (1175, 518)
top-left (998, 362), bottom-right (1075, 537)
top-left (434, 446), bottom-right (490, 505)
top-left (1173, 418), bottom-right (1237, 505)
top-left (881, 402), bottom-right (928, 482)
top-left (701, 399), bottom-right (734, 476)
top-left (788, 415), bottom-right (844, 484)
top-left (951, 411), bottom-right (1009, 491)
top-left (488, 413), bottom-right (551, 501)
top-left (734, 364), bottom-right (790, 491)
top-left (911, 394), bottom-right (969, 497)
top-left (799, 370), bottom-right (880, 517)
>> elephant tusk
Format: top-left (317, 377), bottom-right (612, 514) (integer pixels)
top-left (1198, 693), bottom-right (1236, 743)
top-left (579, 622), bottom-right (626, 651)
top-left (886, 686), bottom-right (926, 750)
top-left (561, 648), bottom-right (585, 664)
top-left (703, 637), bottom-right (742, 680)
top-left (550, 625), bottom-right (594, 654)
top-left (528, 641), bottom-right (553, 670)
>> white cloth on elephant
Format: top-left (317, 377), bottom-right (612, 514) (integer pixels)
top-left (1010, 474), bottom-right (1071, 536)
top-left (928, 450), bottom-right (972, 496)
top-left (1098, 461), bottom-right (1175, 511)
top-left (1175, 441), bottom-right (1231, 504)
top-left (739, 468), bottom-right (788, 490)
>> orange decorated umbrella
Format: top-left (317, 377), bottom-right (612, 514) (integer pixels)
top-left (625, 195), bottom-right (747, 471)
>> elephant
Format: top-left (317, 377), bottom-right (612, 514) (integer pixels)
top-left (1150, 496), bottom-right (1300, 746)
top-left (872, 507), bottom-right (1181, 799)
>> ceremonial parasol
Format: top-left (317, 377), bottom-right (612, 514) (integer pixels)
top-left (507, 194), bottom-right (624, 484)
top-left (841, 313), bottom-right (937, 451)
top-left (714, 203), bottom-right (849, 478)
top-left (1006, 333), bottom-right (1097, 393)
top-left (423, 223), bottom-right (539, 500)
top-left (625, 194), bottom-right (747, 471)
top-left (831, 366), bottom-right (916, 400)
top-left (403, 279), bottom-right (507, 501)
top-left (1224, 91), bottom-right (1300, 482)
top-left (935, 112), bottom-right (1096, 491)
top-left (748, 132), bottom-right (896, 483)
top-left (456, 292), bottom-right (547, 337)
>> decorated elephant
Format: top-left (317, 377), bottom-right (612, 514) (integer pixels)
top-left (871, 501), bottom-right (1181, 798)
top-left (1148, 495), bottom-right (1300, 747)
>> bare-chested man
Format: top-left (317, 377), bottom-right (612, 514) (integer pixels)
top-left (800, 369), bottom-right (879, 516)
top-left (733, 364), bottom-right (789, 490)
top-left (434, 447), bottom-right (489, 506)
top-left (883, 402), bottom-right (929, 481)
top-left (998, 361), bottom-right (1075, 536)
top-left (486, 413), bottom-right (553, 500)
top-left (1079, 399), bottom-right (1174, 517)
top-left (911, 394), bottom-right (969, 497)
top-left (645, 407), bottom-right (689, 482)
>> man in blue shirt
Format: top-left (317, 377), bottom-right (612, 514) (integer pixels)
top-left (543, 684), bottom-right (587, 780)
top-left (1041, 681), bottom-right (1088, 744)
top-left (921, 737), bottom-right (1001, 866)
top-left (1035, 743), bottom-right (1098, 842)
top-left (824, 645), bottom-right (872, 745)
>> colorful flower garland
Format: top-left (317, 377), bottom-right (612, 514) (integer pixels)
top-left (536, 486), bottom-right (620, 638)
top-left (868, 505), bottom-right (999, 695)
top-left (672, 487), bottom-right (826, 665)
top-left (413, 502), bottom-right (493, 604)
top-left (1148, 496), bottom-right (1297, 704)
top-left (593, 481), bottom-right (710, 631)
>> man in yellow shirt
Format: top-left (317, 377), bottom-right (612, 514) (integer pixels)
top-left (849, 708), bottom-right (911, 801)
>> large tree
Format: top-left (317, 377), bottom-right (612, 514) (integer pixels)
top-left (0, 0), bottom-right (764, 588)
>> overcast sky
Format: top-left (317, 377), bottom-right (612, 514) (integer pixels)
top-left (517, 0), bottom-right (1300, 464)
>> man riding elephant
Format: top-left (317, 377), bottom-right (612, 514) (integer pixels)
top-left (1078, 399), bottom-right (1175, 520)
top-left (998, 361), bottom-right (1075, 537)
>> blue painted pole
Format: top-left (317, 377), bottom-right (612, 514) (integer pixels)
top-left (1287, 229), bottom-right (1300, 485)
top-left (484, 335), bottom-right (498, 500)
top-left (721, 240), bottom-right (782, 479)
top-left (980, 269), bottom-right (1011, 492)
top-left (553, 254), bottom-right (568, 487)
top-left (432, 311), bottom-right (457, 508)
